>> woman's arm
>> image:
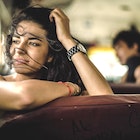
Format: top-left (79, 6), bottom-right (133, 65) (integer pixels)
top-left (0, 79), bottom-right (80, 110)
top-left (69, 52), bottom-right (113, 95)
top-left (50, 9), bottom-right (113, 95)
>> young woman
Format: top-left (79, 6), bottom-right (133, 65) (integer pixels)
top-left (0, 6), bottom-right (113, 111)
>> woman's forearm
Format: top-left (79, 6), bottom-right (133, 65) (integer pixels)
top-left (72, 53), bottom-right (113, 95)
top-left (0, 80), bottom-right (70, 110)
top-left (61, 38), bottom-right (113, 95)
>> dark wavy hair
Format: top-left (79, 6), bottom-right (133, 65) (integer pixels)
top-left (5, 6), bottom-right (85, 91)
top-left (112, 29), bottom-right (140, 52)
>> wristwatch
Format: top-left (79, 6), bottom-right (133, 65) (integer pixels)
top-left (67, 43), bottom-right (87, 61)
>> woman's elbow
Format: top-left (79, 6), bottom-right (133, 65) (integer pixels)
top-left (13, 82), bottom-right (38, 110)
top-left (14, 92), bottom-right (35, 110)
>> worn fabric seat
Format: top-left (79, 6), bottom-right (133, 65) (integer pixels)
top-left (1, 94), bottom-right (140, 140)
top-left (110, 83), bottom-right (140, 94)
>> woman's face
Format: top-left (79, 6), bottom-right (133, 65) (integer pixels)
top-left (10, 20), bottom-right (49, 74)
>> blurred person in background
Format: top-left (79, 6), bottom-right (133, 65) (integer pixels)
top-left (112, 28), bottom-right (140, 84)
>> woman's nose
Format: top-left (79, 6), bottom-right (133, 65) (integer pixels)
top-left (14, 48), bottom-right (26, 54)
top-left (14, 42), bottom-right (26, 54)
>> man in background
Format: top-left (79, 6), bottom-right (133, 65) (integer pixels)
top-left (112, 29), bottom-right (140, 84)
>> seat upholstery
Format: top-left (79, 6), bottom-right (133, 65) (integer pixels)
top-left (1, 94), bottom-right (140, 140)
top-left (110, 83), bottom-right (140, 94)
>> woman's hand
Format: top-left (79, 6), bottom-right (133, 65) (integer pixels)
top-left (62, 82), bottom-right (81, 96)
top-left (49, 8), bottom-right (75, 49)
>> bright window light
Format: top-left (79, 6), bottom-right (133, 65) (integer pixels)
top-left (88, 46), bottom-right (128, 83)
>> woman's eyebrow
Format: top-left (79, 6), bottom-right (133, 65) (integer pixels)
top-left (29, 37), bottom-right (42, 42)
top-left (13, 34), bottom-right (20, 38)
top-left (29, 33), bottom-right (45, 41)
top-left (13, 32), bottom-right (46, 42)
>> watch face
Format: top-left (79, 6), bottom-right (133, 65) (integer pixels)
top-left (67, 42), bottom-right (87, 61)
top-left (77, 43), bottom-right (87, 53)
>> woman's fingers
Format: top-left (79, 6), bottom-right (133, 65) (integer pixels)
top-left (65, 82), bottom-right (81, 95)
top-left (49, 8), bottom-right (68, 21)
top-left (49, 8), bottom-right (71, 43)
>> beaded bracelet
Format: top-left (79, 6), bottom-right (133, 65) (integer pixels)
top-left (58, 81), bottom-right (73, 96)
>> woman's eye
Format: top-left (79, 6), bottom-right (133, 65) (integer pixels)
top-left (29, 42), bottom-right (40, 47)
top-left (12, 40), bottom-right (20, 44)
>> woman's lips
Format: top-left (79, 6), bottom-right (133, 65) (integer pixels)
top-left (13, 58), bottom-right (29, 64)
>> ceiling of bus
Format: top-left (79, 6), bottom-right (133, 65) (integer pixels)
top-left (1, 0), bottom-right (140, 45)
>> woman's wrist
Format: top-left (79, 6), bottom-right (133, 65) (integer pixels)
top-left (58, 81), bottom-right (80, 96)
top-left (61, 38), bottom-right (77, 51)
